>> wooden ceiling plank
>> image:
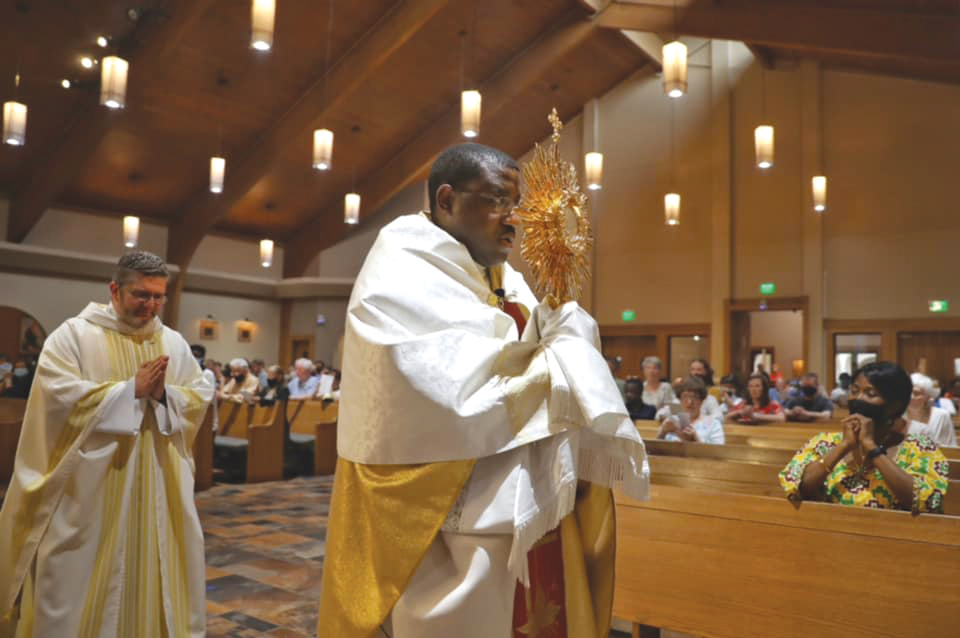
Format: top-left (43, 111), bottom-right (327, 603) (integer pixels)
top-left (5, 0), bottom-right (215, 244)
top-left (281, 13), bottom-right (599, 277)
top-left (619, 30), bottom-right (664, 71)
top-left (595, 1), bottom-right (960, 66)
top-left (164, 0), bottom-right (451, 270)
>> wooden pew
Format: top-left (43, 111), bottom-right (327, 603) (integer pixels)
top-left (192, 405), bottom-right (213, 492)
top-left (287, 399), bottom-right (338, 475)
top-left (214, 401), bottom-right (285, 483)
top-left (614, 484), bottom-right (960, 637)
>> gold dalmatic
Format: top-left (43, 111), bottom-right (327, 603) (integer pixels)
top-left (515, 108), bottom-right (593, 308)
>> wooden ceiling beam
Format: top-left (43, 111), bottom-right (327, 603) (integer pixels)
top-left (595, 1), bottom-right (960, 66)
top-left (5, 0), bottom-right (214, 244)
top-left (619, 30), bottom-right (663, 71)
top-left (281, 14), bottom-right (598, 277)
top-left (164, 0), bottom-right (451, 270)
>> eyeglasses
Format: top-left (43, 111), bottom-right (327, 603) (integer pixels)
top-left (126, 289), bottom-right (167, 304)
top-left (456, 188), bottom-right (519, 214)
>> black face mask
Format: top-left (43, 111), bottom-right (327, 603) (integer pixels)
top-left (268, 379), bottom-right (278, 388)
top-left (801, 385), bottom-right (818, 397)
top-left (234, 374), bottom-right (245, 382)
top-left (848, 399), bottom-right (888, 425)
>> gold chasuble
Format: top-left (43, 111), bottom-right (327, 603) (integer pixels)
top-left (318, 213), bottom-right (647, 638)
top-left (0, 303), bottom-right (213, 638)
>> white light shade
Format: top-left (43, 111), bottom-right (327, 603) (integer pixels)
top-left (664, 193), bottom-right (680, 226)
top-left (3, 101), bottom-right (27, 146)
top-left (123, 216), bottom-right (140, 248)
top-left (662, 41), bottom-right (688, 98)
top-left (584, 152), bottom-right (603, 191)
top-left (210, 156), bottom-right (225, 193)
top-left (461, 90), bottom-right (481, 138)
top-left (259, 239), bottom-right (274, 268)
top-left (812, 175), bottom-right (827, 212)
top-left (344, 193), bottom-right (360, 224)
top-left (313, 128), bottom-right (333, 170)
top-left (100, 55), bottom-right (128, 109)
top-left (754, 125), bottom-right (774, 169)
top-left (251, 0), bottom-right (275, 51)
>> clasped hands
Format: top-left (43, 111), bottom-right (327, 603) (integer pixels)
top-left (134, 356), bottom-right (169, 401)
top-left (839, 413), bottom-right (880, 455)
top-left (660, 417), bottom-right (698, 442)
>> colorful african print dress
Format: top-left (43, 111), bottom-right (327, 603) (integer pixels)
top-left (778, 432), bottom-right (949, 513)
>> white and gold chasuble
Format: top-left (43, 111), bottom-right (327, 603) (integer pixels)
top-left (0, 303), bottom-right (213, 638)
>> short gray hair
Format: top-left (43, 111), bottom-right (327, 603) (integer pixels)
top-left (294, 358), bottom-right (314, 372)
top-left (642, 356), bottom-right (663, 370)
top-left (911, 373), bottom-right (938, 400)
top-left (113, 251), bottom-right (169, 286)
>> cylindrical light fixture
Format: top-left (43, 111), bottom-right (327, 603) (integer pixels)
top-left (209, 156), bottom-right (225, 193)
top-left (754, 125), bottom-right (774, 169)
top-left (123, 216), bottom-right (140, 248)
top-left (259, 239), bottom-right (274, 267)
top-left (313, 128), bottom-right (333, 171)
top-left (584, 152), bottom-right (603, 191)
top-left (812, 175), bottom-right (827, 212)
top-left (344, 193), bottom-right (360, 224)
top-left (251, 0), bottom-right (275, 51)
top-left (461, 90), bottom-right (481, 138)
top-left (662, 41), bottom-right (688, 98)
top-left (100, 55), bottom-right (128, 109)
top-left (664, 193), bottom-right (680, 226)
top-left (2, 101), bottom-right (27, 146)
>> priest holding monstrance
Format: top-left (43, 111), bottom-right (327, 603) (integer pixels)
top-left (318, 111), bottom-right (649, 638)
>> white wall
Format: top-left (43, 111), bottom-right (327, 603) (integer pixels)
top-left (176, 292), bottom-right (281, 364)
top-left (289, 298), bottom-right (349, 367)
top-left (0, 271), bottom-right (108, 336)
top-left (749, 309), bottom-right (803, 371)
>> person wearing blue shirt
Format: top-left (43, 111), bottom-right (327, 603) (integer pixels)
top-left (288, 358), bottom-right (320, 398)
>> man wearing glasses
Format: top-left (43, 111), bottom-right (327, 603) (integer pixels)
top-left (0, 251), bottom-right (213, 637)
top-left (319, 144), bottom-right (648, 637)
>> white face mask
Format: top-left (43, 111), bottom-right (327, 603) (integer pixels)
top-left (0, 363), bottom-right (11, 374)
top-left (13, 368), bottom-right (28, 378)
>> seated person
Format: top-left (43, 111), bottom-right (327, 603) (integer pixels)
top-left (640, 356), bottom-right (676, 411)
top-left (1, 358), bottom-right (32, 399)
top-left (689, 358), bottom-right (723, 419)
top-left (259, 364), bottom-right (290, 406)
top-left (906, 373), bottom-right (957, 448)
top-left (314, 366), bottom-right (337, 398)
top-left (937, 377), bottom-right (960, 416)
top-left (779, 362), bottom-right (949, 513)
top-left (217, 358), bottom-right (260, 403)
top-left (287, 357), bottom-right (320, 398)
top-left (784, 373), bottom-right (833, 422)
top-left (768, 376), bottom-right (792, 405)
top-left (830, 372), bottom-right (852, 408)
top-left (624, 377), bottom-right (657, 420)
top-left (717, 374), bottom-right (745, 417)
top-left (726, 373), bottom-right (785, 424)
top-left (655, 376), bottom-right (725, 444)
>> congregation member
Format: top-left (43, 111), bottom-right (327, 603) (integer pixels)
top-left (0, 251), bottom-right (213, 636)
top-left (606, 354), bottom-right (627, 399)
top-left (718, 374), bottom-right (746, 417)
top-left (656, 376), bottom-right (725, 444)
top-left (830, 372), bottom-right (852, 408)
top-left (769, 376), bottom-right (793, 405)
top-left (318, 143), bottom-right (648, 637)
top-left (217, 357), bottom-right (260, 403)
top-left (906, 373), bottom-right (957, 448)
top-left (287, 358), bottom-right (320, 398)
top-left (689, 358), bottom-right (723, 418)
top-left (726, 373), bottom-right (785, 424)
top-left (779, 362), bottom-right (949, 513)
top-left (251, 358), bottom-right (269, 389)
top-left (784, 372), bottom-right (834, 422)
top-left (0, 358), bottom-right (32, 399)
top-left (641, 356), bottom-right (677, 411)
top-left (936, 378), bottom-right (960, 416)
top-left (259, 364), bottom-right (290, 406)
top-left (314, 365), bottom-right (337, 398)
top-left (624, 377), bottom-right (656, 420)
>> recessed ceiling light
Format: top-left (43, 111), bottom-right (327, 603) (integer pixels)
top-left (61, 79), bottom-right (71, 89)
top-left (97, 36), bottom-right (108, 48)
top-left (81, 56), bottom-right (94, 69)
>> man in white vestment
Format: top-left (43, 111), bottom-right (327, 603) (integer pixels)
top-left (0, 252), bottom-right (214, 638)
top-left (318, 143), bottom-right (648, 638)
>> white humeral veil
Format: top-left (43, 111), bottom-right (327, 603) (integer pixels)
top-left (0, 303), bottom-right (213, 637)
top-left (338, 212), bottom-right (649, 586)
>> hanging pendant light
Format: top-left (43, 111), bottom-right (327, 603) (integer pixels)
top-left (100, 55), bottom-right (128, 109)
top-left (2, 100), bottom-right (26, 146)
top-left (209, 156), bottom-right (225, 193)
top-left (755, 125), bottom-right (774, 169)
top-left (313, 129), bottom-right (333, 170)
top-left (662, 40), bottom-right (688, 98)
top-left (259, 239), bottom-right (274, 267)
top-left (664, 193), bottom-right (680, 226)
top-left (344, 193), bottom-right (360, 224)
top-left (584, 152), bottom-right (603, 191)
top-left (123, 216), bottom-right (140, 248)
top-left (461, 90), bottom-right (481, 138)
top-left (251, 0), bottom-right (275, 51)
top-left (812, 175), bottom-right (827, 212)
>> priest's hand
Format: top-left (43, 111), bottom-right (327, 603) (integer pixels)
top-left (135, 356), bottom-right (168, 399)
top-left (150, 356), bottom-right (169, 402)
top-left (536, 301), bottom-right (599, 347)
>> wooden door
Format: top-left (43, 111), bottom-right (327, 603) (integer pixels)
top-left (287, 336), bottom-right (314, 364)
top-left (600, 335), bottom-right (657, 379)
top-left (898, 331), bottom-right (960, 386)
top-left (729, 310), bottom-right (751, 380)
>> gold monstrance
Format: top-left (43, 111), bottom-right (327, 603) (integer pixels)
top-left (515, 108), bottom-right (593, 308)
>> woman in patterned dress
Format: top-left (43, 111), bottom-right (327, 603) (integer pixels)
top-left (779, 361), bottom-right (949, 514)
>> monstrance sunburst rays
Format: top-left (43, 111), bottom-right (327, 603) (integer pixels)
top-left (515, 108), bottom-right (593, 308)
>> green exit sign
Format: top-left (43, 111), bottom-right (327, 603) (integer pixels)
top-left (759, 282), bottom-right (776, 295)
top-left (930, 300), bottom-right (949, 313)
top-left (622, 310), bottom-right (636, 322)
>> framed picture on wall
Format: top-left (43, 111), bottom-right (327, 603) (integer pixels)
top-left (237, 323), bottom-right (253, 343)
top-left (199, 319), bottom-right (219, 341)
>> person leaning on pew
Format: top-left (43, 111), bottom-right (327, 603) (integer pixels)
top-left (726, 373), bottom-right (786, 424)
top-left (655, 376), bottom-right (725, 444)
top-left (779, 362), bottom-right (949, 514)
